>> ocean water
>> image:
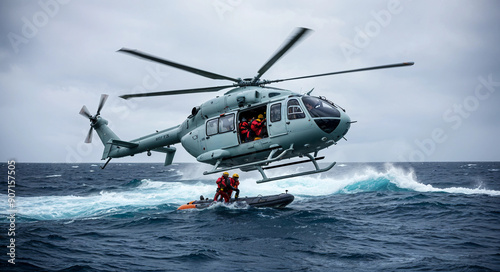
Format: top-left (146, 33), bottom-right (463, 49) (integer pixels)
top-left (1, 162), bottom-right (499, 271)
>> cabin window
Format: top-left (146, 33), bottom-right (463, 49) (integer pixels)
top-left (206, 119), bottom-right (218, 136)
top-left (287, 99), bottom-right (305, 120)
top-left (270, 103), bottom-right (281, 123)
top-left (219, 114), bottom-right (235, 133)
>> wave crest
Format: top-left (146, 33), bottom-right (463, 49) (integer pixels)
top-left (3, 164), bottom-right (498, 221)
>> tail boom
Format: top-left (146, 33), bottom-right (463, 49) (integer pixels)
top-left (92, 117), bottom-right (181, 164)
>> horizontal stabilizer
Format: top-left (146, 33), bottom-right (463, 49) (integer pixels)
top-left (111, 139), bottom-right (139, 148)
top-left (153, 147), bottom-right (176, 166)
top-left (152, 147), bottom-right (176, 153)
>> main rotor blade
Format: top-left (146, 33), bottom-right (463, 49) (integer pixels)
top-left (84, 127), bottom-right (93, 143)
top-left (79, 105), bottom-right (92, 119)
top-left (118, 48), bottom-right (239, 83)
top-left (267, 62), bottom-right (415, 84)
top-left (120, 85), bottom-right (234, 99)
top-left (96, 94), bottom-right (108, 116)
top-left (253, 27), bottom-right (312, 82)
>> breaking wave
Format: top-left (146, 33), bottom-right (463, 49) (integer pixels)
top-left (2, 164), bottom-right (498, 221)
top-left (247, 164), bottom-right (500, 197)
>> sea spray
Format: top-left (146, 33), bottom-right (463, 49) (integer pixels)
top-left (6, 163), bottom-right (499, 221)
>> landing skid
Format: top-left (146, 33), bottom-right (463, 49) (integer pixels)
top-left (256, 154), bottom-right (336, 183)
top-left (203, 147), bottom-right (336, 183)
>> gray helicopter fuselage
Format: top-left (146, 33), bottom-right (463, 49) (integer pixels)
top-left (177, 86), bottom-right (351, 168)
top-left (96, 86), bottom-right (350, 170)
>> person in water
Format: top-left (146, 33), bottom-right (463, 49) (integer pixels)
top-left (227, 173), bottom-right (240, 200)
top-left (214, 172), bottom-right (231, 202)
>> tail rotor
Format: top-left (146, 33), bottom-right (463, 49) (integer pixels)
top-left (79, 105), bottom-right (92, 119)
top-left (79, 94), bottom-right (109, 143)
top-left (84, 125), bottom-right (93, 143)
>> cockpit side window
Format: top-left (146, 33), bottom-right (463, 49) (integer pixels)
top-left (302, 96), bottom-right (340, 118)
top-left (287, 99), bottom-right (305, 120)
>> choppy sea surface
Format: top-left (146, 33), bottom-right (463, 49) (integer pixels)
top-left (1, 162), bottom-right (499, 271)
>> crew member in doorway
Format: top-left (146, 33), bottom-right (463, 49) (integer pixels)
top-left (246, 117), bottom-right (256, 141)
top-left (227, 173), bottom-right (240, 200)
top-left (214, 172), bottom-right (230, 202)
top-left (239, 118), bottom-right (250, 143)
top-left (251, 114), bottom-right (266, 140)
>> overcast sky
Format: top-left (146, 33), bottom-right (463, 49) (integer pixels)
top-left (1, 0), bottom-right (499, 164)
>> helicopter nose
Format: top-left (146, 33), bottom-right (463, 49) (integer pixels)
top-left (316, 111), bottom-right (351, 143)
top-left (301, 96), bottom-right (351, 141)
top-left (334, 111), bottom-right (351, 141)
top-left (314, 119), bottom-right (340, 134)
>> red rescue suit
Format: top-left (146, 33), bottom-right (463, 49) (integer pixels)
top-left (239, 121), bottom-right (250, 142)
top-left (251, 118), bottom-right (265, 138)
top-left (227, 178), bottom-right (240, 199)
top-left (214, 176), bottom-right (230, 202)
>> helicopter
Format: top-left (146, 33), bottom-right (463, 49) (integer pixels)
top-left (80, 27), bottom-right (413, 183)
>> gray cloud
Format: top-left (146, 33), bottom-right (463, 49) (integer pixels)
top-left (1, 0), bottom-right (499, 163)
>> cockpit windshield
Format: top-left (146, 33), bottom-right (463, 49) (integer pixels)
top-left (302, 96), bottom-right (340, 118)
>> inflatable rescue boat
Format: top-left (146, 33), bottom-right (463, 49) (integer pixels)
top-left (178, 193), bottom-right (294, 210)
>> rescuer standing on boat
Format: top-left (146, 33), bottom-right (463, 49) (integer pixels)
top-left (228, 173), bottom-right (240, 200)
top-left (214, 172), bottom-right (230, 202)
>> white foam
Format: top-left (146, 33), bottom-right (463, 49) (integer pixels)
top-left (3, 180), bottom-right (205, 220)
top-left (379, 164), bottom-right (500, 196)
top-left (4, 164), bottom-right (499, 221)
top-left (45, 174), bottom-right (62, 178)
top-left (239, 163), bottom-right (500, 197)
